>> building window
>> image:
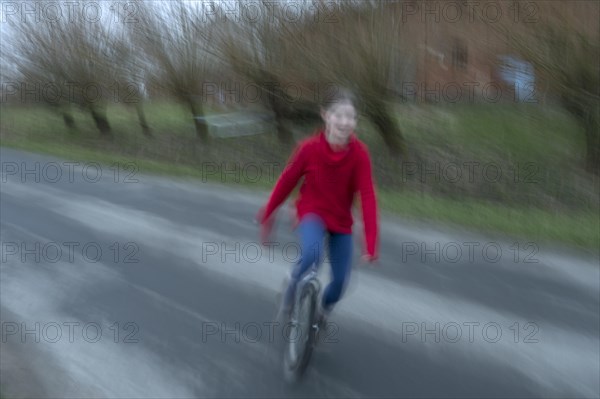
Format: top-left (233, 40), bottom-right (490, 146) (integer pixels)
top-left (452, 40), bottom-right (468, 71)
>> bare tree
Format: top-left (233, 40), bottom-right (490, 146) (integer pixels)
top-left (5, 18), bottom-right (78, 129)
top-left (218, 0), bottom-right (303, 145)
top-left (110, 25), bottom-right (152, 137)
top-left (8, 11), bottom-right (130, 136)
top-left (128, 0), bottom-right (221, 142)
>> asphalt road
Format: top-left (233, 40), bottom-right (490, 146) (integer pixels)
top-left (1, 147), bottom-right (598, 398)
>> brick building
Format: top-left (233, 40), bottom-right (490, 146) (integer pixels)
top-left (385, 0), bottom-right (599, 104)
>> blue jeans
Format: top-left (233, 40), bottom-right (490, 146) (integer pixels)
top-left (283, 213), bottom-right (353, 312)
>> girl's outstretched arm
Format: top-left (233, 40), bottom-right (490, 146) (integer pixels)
top-left (258, 141), bottom-right (309, 231)
top-left (356, 146), bottom-right (379, 261)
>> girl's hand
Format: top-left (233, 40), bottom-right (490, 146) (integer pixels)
top-left (260, 223), bottom-right (273, 246)
top-left (256, 206), bottom-right (275, 245)
top-left (360, 254), bottom-right (378, 267)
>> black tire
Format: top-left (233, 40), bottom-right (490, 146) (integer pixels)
top-left (283, 281), bottom-right (318, 383)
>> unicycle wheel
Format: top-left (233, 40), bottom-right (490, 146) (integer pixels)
top-left (282, 282), bottom-right (318, 382)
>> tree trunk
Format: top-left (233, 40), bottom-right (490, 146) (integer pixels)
top-left (90, 107), bottom-right (111, 136)
top-left (62, 111), bottom-right (76, 129)
top-left (272, 105), bottom-right (294, 145)
top-left (189, 100), bottom-right (209, 142)
top-left (364, 97), bottom-right (406, 156)
top-left (135, 102), bottom-right (152, 137)
top-left (274, 115), bottom-right (294, 148)
top-left (584, 111), bottom-right (600, 175)
top-left (563, 96), bottom-right (599, 175)
top-left (266, 87), bottom-right (294, 144)
top-left (258, 70), bottom-right (294, 144)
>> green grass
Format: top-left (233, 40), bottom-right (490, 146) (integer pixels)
top-left (2, 137), bottom-right (277, 191)
top-left (390, 103), bottom-right (586, 163)
top-left (1, 102), bottom-right (598, 253)
top-left (379, 190), bottom-right (598, 251)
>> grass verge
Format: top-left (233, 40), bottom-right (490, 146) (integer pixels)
top-left (1, 102), bottom-right (598, 253)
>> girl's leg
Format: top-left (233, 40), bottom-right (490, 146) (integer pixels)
top-left (321, 232), bottom-right (353, 313)
top-left (282, 214), bottom-right (326, 309)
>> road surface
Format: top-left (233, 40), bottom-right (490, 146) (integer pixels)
top-left (1, 147), bottom-right (598, 398)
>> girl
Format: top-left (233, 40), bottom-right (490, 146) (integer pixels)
top-left (257, 87), bottom-right (379, 325)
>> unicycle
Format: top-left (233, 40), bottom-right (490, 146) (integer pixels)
top-left (281, 263), bottom-right (322, 383)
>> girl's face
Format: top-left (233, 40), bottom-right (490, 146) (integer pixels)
top-left (322, 101), bottom-right (357, 144)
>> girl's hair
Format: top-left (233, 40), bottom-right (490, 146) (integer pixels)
top-left (320, 86), bottom-right (358, 112)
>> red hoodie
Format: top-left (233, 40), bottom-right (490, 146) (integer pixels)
top-left (259, 129), bottom-right (379, 259)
